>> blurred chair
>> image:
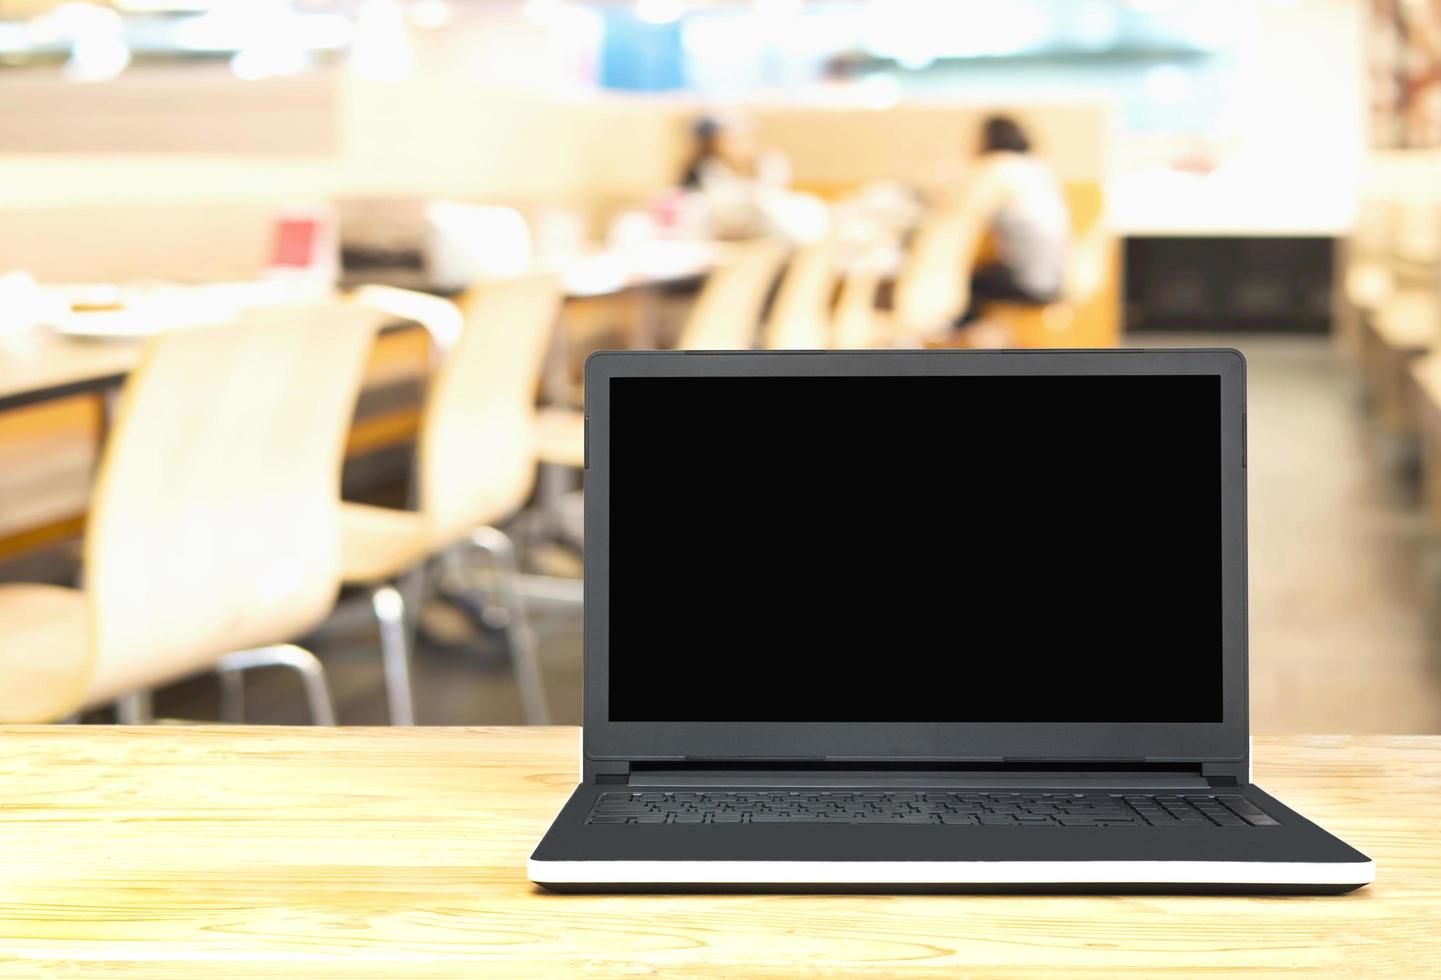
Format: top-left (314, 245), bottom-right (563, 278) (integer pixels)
top-left (1357, 196), bottom-right (1441, 443)
top-left (1361, 289), bottom-right (1439, 441)
top-left (676, 239), bottom-right (787, 350)
top-left (345, 274), bottom-right (562, 725)
top-left (533, 238), bottom-right (786, 471)
top-left (917, 180), bottom-right (1120, 350)
top-left (929, 205), bottom-right (1114, 350)
top-left (1410, 350), bottom-right (1441, 532)
top-left (0, 303), bottom-right (379, 724)
top-left (1339, 197), bottom-right (1398, 359)
top-left (979, 223), bottom-right (1111, 347)
top-left (762, 239), bottom-right (839, 350)
top-left (832, 244), bottom-right (894, 349)
top-left (888, 209), bottom-right (975, 341)
top-left (354, 283), bottom-right (464, 359)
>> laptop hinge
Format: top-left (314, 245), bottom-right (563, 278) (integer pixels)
top-left (1201, 761), bottom-right (1247, 787)
top-left (585, 759), bottom-right (631, 784)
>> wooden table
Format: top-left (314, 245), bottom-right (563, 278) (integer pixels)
top-left (0, 728), bottom-right (1436, 977)
top-left (0, 330), bottom-right (142, 414)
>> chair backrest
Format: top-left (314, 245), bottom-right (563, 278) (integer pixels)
top-left (420, 273), bottom-right (563, 547)
top-left (892, 209), bottom-right (977, 336)
top-left (678, 239), bottom-right (786, 350)
top-left (832, 256), bottom-right (886, 349)
top-left (762, 239), bottom-right (839, 350)
top-left (353, 283), bottom-right (464, 358)
top-left (84, 303), bottom-right (380, 702)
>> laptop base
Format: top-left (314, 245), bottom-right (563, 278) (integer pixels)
top-left (530, 783), bottom-right (1374, 895)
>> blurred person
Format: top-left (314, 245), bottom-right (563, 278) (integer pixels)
top-left (678, 114), bottom-right (823, 242)
top-left (952, 114), bottom-right (1070, 325)
top-left (680, 114), bottom-right (789, 192)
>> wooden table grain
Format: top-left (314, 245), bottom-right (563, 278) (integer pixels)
top-left (0, 728), bottom-right (1436, 978)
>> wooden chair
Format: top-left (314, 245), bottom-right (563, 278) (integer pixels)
top-left (533, 239), bottom-right (786, 471)
top-left (762, 239), bottom-right (839, 350)
top-left (676, 239), bottom-right (787, 350)
top-left (0, 303), bottom-right (380, 724)
top-left (345, 274), bottom-right (563, 725)
top-left (974, 199), bottom-right (1116, 349)
top-left (920, 180), bottom-right (1119, 350)
top-left (830, 241), bottom-right (894, 349)
top-left (832, 263), bottom-right (885, 348)
top-left (888, 209), bottom-right (976, 341)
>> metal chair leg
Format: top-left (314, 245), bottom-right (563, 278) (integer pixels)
top-left (372, 583), bottom-right (416, 726)
top-left (215, 644), bottom-right (337, 726)
top-left (398, 564), bottom-right (427, 673)
top-left (533, 462), bottom-right (584, 552)
top-left (218, 667), bottom-right (246, 724)
top-left (116, 691), bottom-right (153, 724)
top-left (469, 526), bottom-right (551, 725)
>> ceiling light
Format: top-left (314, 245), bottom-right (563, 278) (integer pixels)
top-left (634, 0), bottom-right (682, 25)
top-left (408, 0), bottom-right (452, 29)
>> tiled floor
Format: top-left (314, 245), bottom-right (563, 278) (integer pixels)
top-left (145, 333), bottom-right (1441, 734)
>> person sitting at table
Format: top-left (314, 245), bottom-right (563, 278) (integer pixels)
top-left (951, 114), bottom-right (1070, 326)
top-left (678, 114), bottom-right (823, 242)
top-left (680, 114), bottom-right (789, 193)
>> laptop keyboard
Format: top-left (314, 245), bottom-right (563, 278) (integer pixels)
top-left (586, 791), bottom-right (1279, 827)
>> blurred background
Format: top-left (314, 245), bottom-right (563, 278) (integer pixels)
top-left (0, 0), bottom-right (1437, 735)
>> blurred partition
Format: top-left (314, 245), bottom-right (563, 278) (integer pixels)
top-left (749, 103), bottom-right (1109, 194)
top-left (0, 200), bottom-right (277, 284)
top-left (0, 63), bottom-right (1109, 290)
top-left (0, 77), bottom-right (696, 283)
top-left (0, 68), bottom-right (338, 156)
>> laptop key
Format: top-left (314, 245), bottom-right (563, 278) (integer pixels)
top-left (1217, 797), bottom-right (1280, 825)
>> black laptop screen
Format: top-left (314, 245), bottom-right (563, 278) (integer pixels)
top-left (607, 374), bottom-right (1223, 723)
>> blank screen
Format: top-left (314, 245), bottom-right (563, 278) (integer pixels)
top-left (607, 374), bottom-right (1223, 722)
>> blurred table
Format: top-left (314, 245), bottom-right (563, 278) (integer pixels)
top-left (0, 727), bottom-right (1435, 977)
top-left (2, 244), bottom-right (718, 413)
top-left (0, 249), bottom-right (717, 560)
top-left (0, 330), bottom-right (141, 414)
top-left (345, 240), bottom-right (717, 299)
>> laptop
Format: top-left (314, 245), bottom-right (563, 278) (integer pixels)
top-left (529, 348), bottom-right (1374, 893)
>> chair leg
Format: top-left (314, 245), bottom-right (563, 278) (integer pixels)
top-left (469, 526), bottom-right (551, 725)
top-left (116, 691), bottom-right (153, 724)
top-left (215, 644), bottom-right (337, 726)
top-left (372, 584), bottom-right (416, 726)
top-left (398, 564), bottom-right (427, 671)
top-left (535, 462), bottom-right (584, 550)
top-left (218, 667), bottom-right (246, 724)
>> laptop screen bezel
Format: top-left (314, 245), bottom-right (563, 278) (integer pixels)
top-left (582, 348), bottom-right (1248, 767)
